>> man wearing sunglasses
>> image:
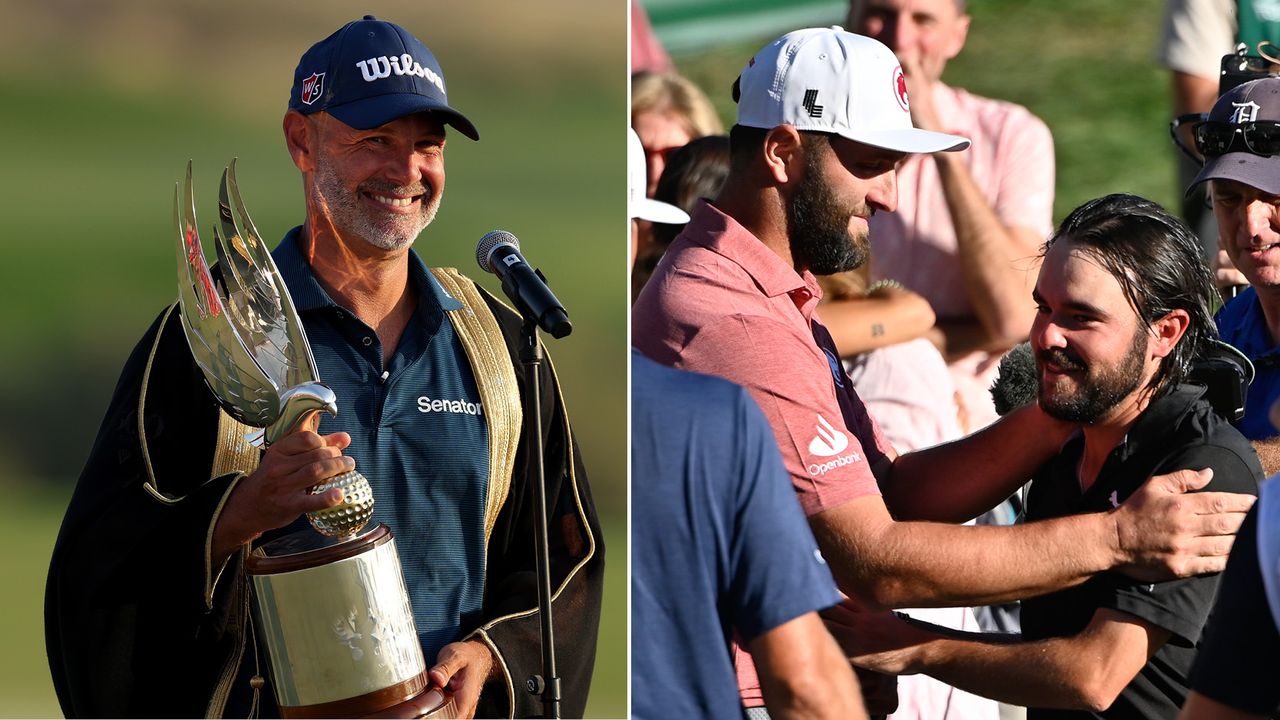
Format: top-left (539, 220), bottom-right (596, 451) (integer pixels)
top-left (1188, 77), bottom-right (1280, 475)
top-left (1174, 76), bottom-right (1280, 720)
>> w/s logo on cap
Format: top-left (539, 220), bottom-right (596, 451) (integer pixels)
top-left (301, 72), bottom-right (325, 105)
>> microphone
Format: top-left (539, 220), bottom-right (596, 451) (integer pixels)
top-left (989, 342), bottom-right (1038, 417)
top-left (475, 230), bottom-right (572, 339)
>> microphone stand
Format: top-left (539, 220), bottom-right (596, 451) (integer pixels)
top-left (518, 318), bottom-right (560, 719)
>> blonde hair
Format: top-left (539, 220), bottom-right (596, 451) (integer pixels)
top-left (631, 71), bottom-right (724, 138)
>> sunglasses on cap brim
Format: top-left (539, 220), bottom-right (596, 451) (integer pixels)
top-left (1194, 120), bottom-right (1280, 158)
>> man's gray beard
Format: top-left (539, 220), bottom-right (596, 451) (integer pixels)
top-left (310, 157), bottom-right (441, 252)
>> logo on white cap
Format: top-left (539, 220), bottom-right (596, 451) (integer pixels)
top-left (893, 66), bottom-right (909, 112)
top-left (803, 90), bottom-right (825, 119)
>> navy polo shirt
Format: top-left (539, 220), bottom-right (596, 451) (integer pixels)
top-left (631, 349), bottom-right (841, 719)
top-left (272, 228), bottom-right (491, 663)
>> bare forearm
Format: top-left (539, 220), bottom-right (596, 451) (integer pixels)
top-left (813, 501), bottom-right (1117, 610)
top-left (819, 292), bottom-right (935, 357)
top-left (909, 634), bottom-right (1104, 710)
top-left (934, 152), bottom-right (1039, 346)
top-left (886, 404), bottom-right (1072, 522)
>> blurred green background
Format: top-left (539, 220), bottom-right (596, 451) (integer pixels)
top-left (0, 1), bottom-right (625, 717)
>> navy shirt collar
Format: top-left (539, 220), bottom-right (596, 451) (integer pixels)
top-left (271, 226), bottom-right (464, 316)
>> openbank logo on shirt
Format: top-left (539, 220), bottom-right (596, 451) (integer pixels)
top-left (808, 414), bottom-right (848, 456)
top-left (417, 396), bottom-right (484, 416)
top-left (807, 414), bottom-right (860, 476)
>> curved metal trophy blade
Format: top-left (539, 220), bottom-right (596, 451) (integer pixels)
top-left (212, 159), bottom-right (316, 393)
top-left (174, 160), bottom-right (370, 535)
top-left (175, 160), bottom-right (280, 428)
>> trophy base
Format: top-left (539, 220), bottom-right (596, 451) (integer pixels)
top-left (278, 675), bottom-right (458, 719)
top-left (249, 524), bottom-right (436, 717)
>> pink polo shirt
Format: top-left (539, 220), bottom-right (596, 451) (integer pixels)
top-left (633, 200), bottom-right (891, 706)
top-left (634, 200), bottom-right (890, 515)
top-left (870, 83), bottom-right (1054, 429)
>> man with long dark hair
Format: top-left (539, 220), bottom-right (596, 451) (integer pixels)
top-left (830, 194), bottom-right (1262, 718)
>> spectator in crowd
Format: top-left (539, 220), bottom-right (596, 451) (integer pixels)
top-left (632, 0), bottom-right (675, 75)
top-left (632, 27), bottom-right (1255, 718)
top-left (1157, 0), bottom-right (1280, 263)
top-left (848, 0), bottom-right (1056, 430)
top-left (634, 134), bottom-right (731, 300)
top-left (631, 70), bottom-right (725, 198)
top-left (830, 194), bottom-right (1263, 719)
top-left (630, 126), bottom-right (865, 720)
top-left (1188, 77), bottom-right (1280, 474)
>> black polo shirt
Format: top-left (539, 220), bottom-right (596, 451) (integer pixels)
top-left (1020, 384), bottom-right (1261, 720)
top-left (1188, 504), bottom-right (1280, 714)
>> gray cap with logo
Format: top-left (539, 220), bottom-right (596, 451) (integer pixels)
top-left (1188, 76), bottom-right (1280, 196)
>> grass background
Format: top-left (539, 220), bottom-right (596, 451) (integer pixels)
top-left (0, 1), bottom-right (625, 717)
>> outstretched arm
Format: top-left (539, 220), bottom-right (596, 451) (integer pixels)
top-left (826, 604), bottom-right (1169, 712)
top-left (812, 468), bottom-right (1249, 611)
top-left (884, 403), bottom-right (1071, 523)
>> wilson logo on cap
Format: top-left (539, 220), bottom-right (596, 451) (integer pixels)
top-left (355, 53), bottom-right (445, 93)
top-left (301, 72), bottom-right (325, 105)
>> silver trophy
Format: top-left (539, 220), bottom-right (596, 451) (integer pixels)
top-left (175, 160), bottom-right (455, 718)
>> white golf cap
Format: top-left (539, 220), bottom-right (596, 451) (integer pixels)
top-left (628, 128), bottom-right (691, 223)
top-left (735, 27), bottom-right (970, 154)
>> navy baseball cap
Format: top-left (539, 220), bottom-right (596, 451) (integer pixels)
top-left (289, 15), bottom-right (479, 140)
top-left (1187, 77), bottom-right (1280, 196)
